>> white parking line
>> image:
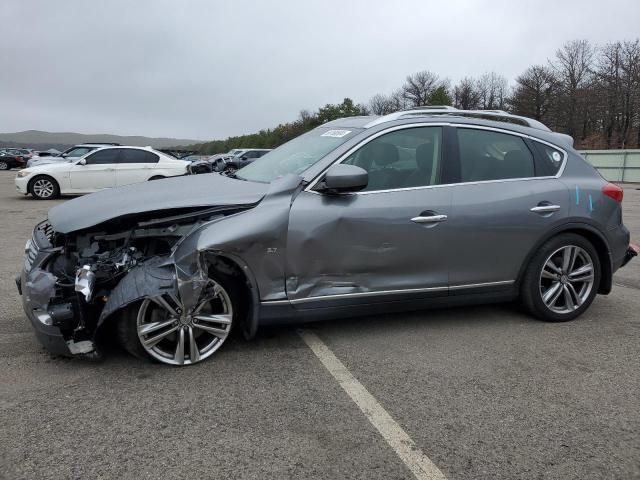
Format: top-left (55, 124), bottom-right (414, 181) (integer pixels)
top-left (298, 329), bottom-right (447, 480)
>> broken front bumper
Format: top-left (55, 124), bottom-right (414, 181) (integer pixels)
top-left (15, 225), bottom-right (91, 357)
top-left (17, 246), bottom-right (73, 357)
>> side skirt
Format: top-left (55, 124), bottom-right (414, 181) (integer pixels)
top-left (258, 285), bottom-right (518, 326)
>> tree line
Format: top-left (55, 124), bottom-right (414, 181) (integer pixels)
top-left (191, 38), bottom-right (640, 154)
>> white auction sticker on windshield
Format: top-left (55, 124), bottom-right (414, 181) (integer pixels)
top-left (321, 129), bottom-right (351, 138)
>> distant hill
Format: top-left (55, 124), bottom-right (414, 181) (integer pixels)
top-left (0, 130), bottom-right (203, 150)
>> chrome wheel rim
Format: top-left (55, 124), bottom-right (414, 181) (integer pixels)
top-left (0, 161), bottom-right (8, 170)
top-left (136, 280), bottom-right (233, 365)
top-left (539, 245), bottom-right (594, 314)
top-left (33, 179), bottom-right (54, 198)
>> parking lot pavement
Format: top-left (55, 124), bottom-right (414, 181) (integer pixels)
top-left (1, 170), bottom-right (639, 480)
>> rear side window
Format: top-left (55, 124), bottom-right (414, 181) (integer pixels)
top-left (119, 149), bottom-right (159, 164)
top-left (85, 149), bottom-right (119, 164)
top-left (532, 142), bottom-right (564, 176)
top-left (458, 128), bottom-right (535, 182)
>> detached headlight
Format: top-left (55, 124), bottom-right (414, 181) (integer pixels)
top-left (17, 170), bottom-right (31, 178)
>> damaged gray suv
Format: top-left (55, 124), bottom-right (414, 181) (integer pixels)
top-left (17, 107), bottom-right (637, 366)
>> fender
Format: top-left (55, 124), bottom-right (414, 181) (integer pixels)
top-left (96, 256), bottom-right (176, 329)
top-left (516, 219), bottom-right (613, 294)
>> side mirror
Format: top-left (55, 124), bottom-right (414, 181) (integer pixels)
top-left (78, 158), bottom-right (87, 165)
top-left (319, 164), bottom-right (368, 193)
top-left (61, 153), bottom-right (69, 158)
top-left (241, 155), bottom-right (248, 160)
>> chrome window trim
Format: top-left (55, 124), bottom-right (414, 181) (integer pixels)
top-left (261, 280), bottom-right (515, 305)
top-left (304, 123), bottom-right (568, 195)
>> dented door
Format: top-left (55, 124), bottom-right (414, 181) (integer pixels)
top-left (285, 187), bottom-right (452, 307)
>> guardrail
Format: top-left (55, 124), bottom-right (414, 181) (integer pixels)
top-left (579, 149), bottom-right (640, 183)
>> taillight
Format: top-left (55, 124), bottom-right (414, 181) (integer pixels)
top-left (602, 182), bottom-right (623, 203)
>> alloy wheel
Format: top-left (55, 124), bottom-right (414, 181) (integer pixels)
top-left (539, 245), bottom-right (595, 314)
top-left (0, 161), bottom-right (8, 170)
top-left (32, 178), bottom-right (55, 198)
top-left (136, 280), bottom-right (233, 365)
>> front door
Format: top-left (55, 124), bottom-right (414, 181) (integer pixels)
top-left (69, 148), bottom-right (119, 192)
top-left (285, 125), bottom-right (453, 308)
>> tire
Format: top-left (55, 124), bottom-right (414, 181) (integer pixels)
top-left (116, 271), bottom-right (243, 365)
top-left (521, 233), bottom-right (600, 322)
top-left (0, 160), bottom-right (9, 170)
top-left (29, 175), bottom-right (60, 200)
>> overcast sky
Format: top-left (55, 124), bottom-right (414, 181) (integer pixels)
top-left (1, 0), bottom-right (639, 141)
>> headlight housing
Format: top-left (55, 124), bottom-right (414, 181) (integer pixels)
top-left (17, 170), bottom-right (31, 178)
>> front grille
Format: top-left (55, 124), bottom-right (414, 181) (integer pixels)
top-left (24, 240), bottom-right (38, 271)
top-left (24, 221), bottom-right (56, 271)
top-left (35, 221), bottom-right (55, 245)
top-left (41, 222), bottom-right (54, 242)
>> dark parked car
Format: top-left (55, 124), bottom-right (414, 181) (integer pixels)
top-left (188, 154), bottom-right (234, 174)
top-left (17, 107), bottom-right (637, 365)
top-left (224, 148), bottom-right (272, 172)
top-left (0, 150), bottom-right (27, 170)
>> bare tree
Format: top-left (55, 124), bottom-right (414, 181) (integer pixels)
top-left (476, 72), bottom-right (509, 110)
top-left (453, 77), bottom-right (481, 109)
top-left (620, 40), bottom-right (640, 148)
top-left (551, 39), bottom-right (595, 138)
top-left (401, 70), bottom-right (440, 107)
top-left (390, 88), bottom-right (410, 111)
top-left (368, 93), bottom-right (396, 115)
top-left (510, 65), bottom-right (558, 121)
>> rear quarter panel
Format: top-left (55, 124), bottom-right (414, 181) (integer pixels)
top-left (559, 152), bottom-right (630, 266)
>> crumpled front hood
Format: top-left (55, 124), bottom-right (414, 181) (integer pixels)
top-left (48, 173), bottom-right (269, 234)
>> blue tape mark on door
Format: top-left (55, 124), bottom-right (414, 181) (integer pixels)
top-left (575, 186), bottom-right (580, 205)
top-left (589, 194), bottom-right (593, 211)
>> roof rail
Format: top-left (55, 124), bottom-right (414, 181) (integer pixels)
top-left (364, 107), bottom-right (551, 132)
top-left (407, 105), bottom-right (458, 111)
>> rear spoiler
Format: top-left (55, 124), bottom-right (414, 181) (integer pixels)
top-left (552, 132), bottom-right (574, 148)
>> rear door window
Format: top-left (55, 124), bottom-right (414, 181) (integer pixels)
top-left (457, 128), bottom-right (535, 182)
top-left (119, 149), bottom-right (159, 164)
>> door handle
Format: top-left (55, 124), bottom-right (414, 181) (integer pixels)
top-left (530, 204), bottom-right (561, 213)
top-left (411, 214), bottom-right (448, 224)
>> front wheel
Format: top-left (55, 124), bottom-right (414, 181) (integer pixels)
top-left (29, 175), bottom-right (60, 199)
top-left (0, 160), bottom-right (9, 170)
top-left (521, 233), bottom-right (600, 322)
top-left (117, 276), bottom-right (237, 365)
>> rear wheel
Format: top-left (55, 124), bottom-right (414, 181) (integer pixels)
top-left (117, 274), bottom-right (238, 365)
top-left (521, 233), bottom-right (600, 322)
top-left (29, 175), bottom-right (60, 199)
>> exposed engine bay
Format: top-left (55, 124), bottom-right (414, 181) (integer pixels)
top-left (22, 205), bottom-right (252, 357)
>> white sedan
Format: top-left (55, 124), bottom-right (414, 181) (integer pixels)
top-left (15, 146), bottom-right (189, 199)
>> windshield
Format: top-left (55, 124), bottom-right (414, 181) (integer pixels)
top-left (236, 128), bottom-right (361, 183)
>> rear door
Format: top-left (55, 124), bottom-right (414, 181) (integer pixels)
top-left (116, 148), bottom-right (160, 186)
top-left (446, 126), bottom-right (569, 289)
top-left (69, 148), bottom-right (119, 192)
